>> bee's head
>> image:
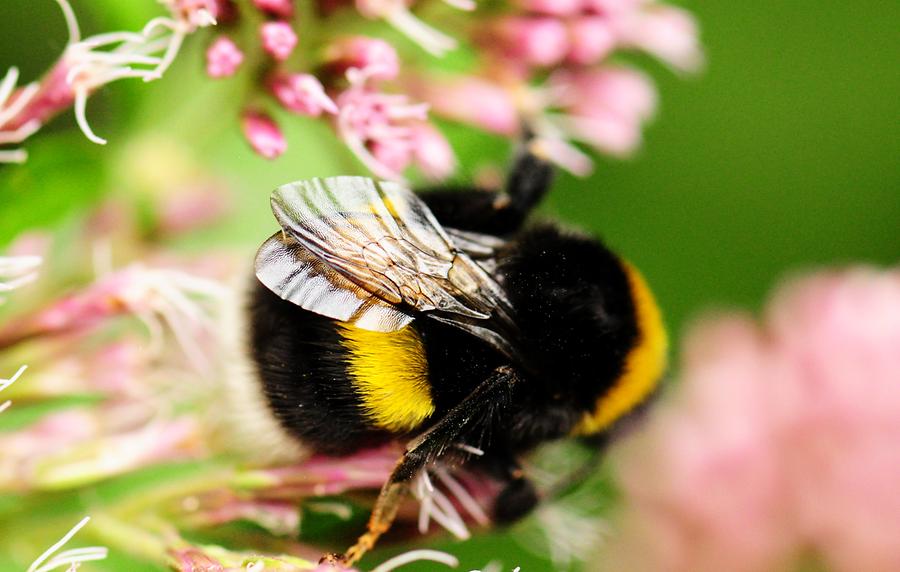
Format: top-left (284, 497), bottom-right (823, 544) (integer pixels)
top-left (501, 225), bottom-right (668, 436)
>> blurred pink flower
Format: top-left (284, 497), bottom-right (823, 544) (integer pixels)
top-left (409, 123), bottom-right (456, 181)
top-left (515, 0), bottom-right (582, 17)
top-left (324, 36), bottom-right (401, 82)
top-left (334, 69), bottom-right (445, 181)
top-left (546, 66), bottom-right (657, 157)
top-left (621, 5), bottom-right (704, 72)
top-left (206, 36), bottom-right (244, 78)
top-left (566, 16), bottom-right (617, 65)
top-left (492, 17), bottom-right (570, 68)
top-left (600, 267), bottom-right (900, 572)
top-left (0, 407), bottom-right (203, 490)
top-left (269, 73), bottom-right (338, 116)
top-left (261, 21), bottom-right (299, 61)
top-left (242, 110), bottom-right (288, 159)
top-left (416, 77), bottom-right (519, 136)
top-left (254, 0), bottom-right (295, 19)
top-left (157, 182), bottom-right (233, 235)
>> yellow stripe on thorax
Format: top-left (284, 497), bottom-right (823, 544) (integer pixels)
top-left (572, 262), bottom-right (668, 435)
top-left (338, 323), bottom-right (434, 432)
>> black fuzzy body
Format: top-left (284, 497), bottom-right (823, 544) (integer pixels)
top-left (248, 214), bottom-right (639, 457)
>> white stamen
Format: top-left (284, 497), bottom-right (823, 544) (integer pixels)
top-left (435, 467), bottom-right (489, 525)
top-left (73, 85), bottom-right (106, 144)
top-left (0, 67), bottom-right (21, 109)
top-left (454, 443), bottom-right (484, 456)
top-left (77, 51), bottom-right (163, 66)
top-left (148, 29), bottom-right (184, 80)
top-left (54, 0), bottom-right (81, 44)
top-left (385, 8), bottom-right (457, 56)
top-left (371, 549), bottom-right (459, 572)
top-left (0, 81), bottom-right (40, 128)
top-left (0, 365), bottom-right (27, 392)
top-left (443, 0), bottom-right (476, 10)
top-left (27, 517), bottom-right (108, 572)
top-left (76, 31), bottom-right (148, 49)
top-left (0, 119), bottom-right (41, 145)
top-left (0, 149), bottom-right (27, 163)
top-left (428, 486), bottom-right (471, 539)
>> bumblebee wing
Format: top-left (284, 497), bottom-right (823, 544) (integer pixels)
top-left (257, 176), bottom-right (512, 337)
top-left (255, 231), bottom-right (414, 331)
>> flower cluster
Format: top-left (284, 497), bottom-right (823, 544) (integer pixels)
top-left (0, 0), bottom-right (215, 162)
top-left (210, 0), bottom-right (701, 177)
top-left (600, 268), bottom-right (900, 572)
top-left (2, 0), bottom-right (700, 180)
top-left (0, 203), bottom-right (508, 570)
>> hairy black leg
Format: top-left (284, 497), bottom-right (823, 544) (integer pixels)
top-left (491, 456), bottom-right (540, 524)
top-left (419, 141), bottom-right (554, 235)
top-left (326, 366), bottom-right (520, 567)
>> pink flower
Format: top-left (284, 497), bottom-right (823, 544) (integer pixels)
top-left (206, 36), bottom-right (244, 78)
top-left (515, 0), bottom-right (582, 17)
top-left (417, 77), bottom-right (519, 136)
top-left (253, 0), bottom-right (295, 19)
top-left (269, 73), bottom-right (338, 116)
top-left (334, 75), bottom-right (435, 180)
top-left (558, 67), bottom-right (657, 121)
top-left (409, 123), bottom-right (456, 181)
top-left (241, 110), bottom-right (287, 159)
top-left (566, 16), bottom-right (617, 65)
top-left (622, 5), bottom-right (704, 72)
top-left (493, 17), bottom-right (570, 67)
top-left (548, 67), bottom-right (657, 157)
top-left (601, 267), bottom-right (900, 572)
top-left (260, 21), bottom-right (298, 61)
top-left (324, 36), bottom-right (400, 82)
top-left (157, 182), bottom-right (233, 235)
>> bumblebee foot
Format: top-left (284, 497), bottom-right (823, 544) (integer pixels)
top-left (318, 553), bottom-right (348, 567)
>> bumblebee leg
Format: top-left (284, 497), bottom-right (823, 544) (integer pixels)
top-left (419, 143), bottom-right (553, 235)
top-left (332, 366), bottom-right (520, 566)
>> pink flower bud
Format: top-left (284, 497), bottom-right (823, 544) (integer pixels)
top-left (269, 73), bottom-right (338, 116)
top-left (241, 111), bottom-right (286, 159)
top-left (325, 36), bottom-right (400, 82)
top-left (253, 0), bottom-right (294, 18)
top-left (260, 21), bottom-right (298, 62)
top-left (567, 16), bottom-right (617, 65)
top-left (515, 0), bottom-right (582, 16)
top-left (212, 0), bottom-right (239, 23)
top-left (494, 17), bottom-right (569, 67)
top-left (409, 123), bottom-right (455, 181)
top-left (421, 78), bottom-right (518, 135)
top-left (205, 36), bottom-right (244, 78)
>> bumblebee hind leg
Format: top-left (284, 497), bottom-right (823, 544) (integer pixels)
top-left (325, 366), bottom-right (520, 567)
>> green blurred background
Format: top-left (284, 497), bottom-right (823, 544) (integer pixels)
top-left (1, 0), bottom-right (898, 570)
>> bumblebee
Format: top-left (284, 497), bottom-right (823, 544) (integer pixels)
top-left (245, 146), bottom-right (667, 565)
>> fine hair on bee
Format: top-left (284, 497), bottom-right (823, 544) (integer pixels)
top-left (239, 138), bottom-right (668, 566)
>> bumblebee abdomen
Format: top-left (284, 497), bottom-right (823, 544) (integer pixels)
top-left (248, 281), bottom-right (437, 455)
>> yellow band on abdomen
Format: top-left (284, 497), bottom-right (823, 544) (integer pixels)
top-left (338, 323), bottom-right (434, 433)
top-left (572, 262), bottom-right (668, 435)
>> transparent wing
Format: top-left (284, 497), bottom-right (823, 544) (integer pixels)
top-left (256, 232), bottom-right (414, 331)
top-left (256, 177), bottom-right (514, 346)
